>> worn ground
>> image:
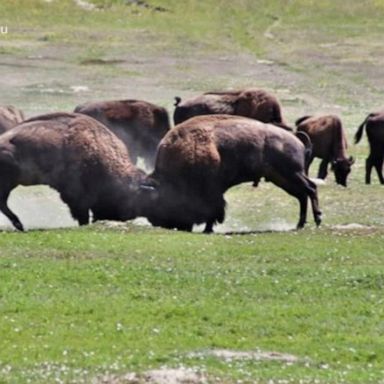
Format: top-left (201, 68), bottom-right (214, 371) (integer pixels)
top-left (1, 1), bottom-right (384, 383)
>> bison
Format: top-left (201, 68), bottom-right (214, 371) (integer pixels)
top-left (173, 88), bottom-right (289, 129)
top-left (355, 110), bottom-right (384, 184)
top-left (74, 99), bottom-right (171, 168)
top-left (0, 112), bottom-right (146, 231)
top-left (295, 115), bottom-right (354, 186)
top-left (0, 105), bottom-right (24, 134)
top-left (140, 115), bottom-right (321, 233)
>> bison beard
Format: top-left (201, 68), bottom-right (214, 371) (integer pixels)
top-left (0, 112), bottom-right (146, 231)
top-left (140, 115), bottom-right (322, 233)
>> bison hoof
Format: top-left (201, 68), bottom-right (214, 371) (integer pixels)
top-left (296, 221), bottom-right (306, 230)
top-left (14, 221), bottom-right (24, 232)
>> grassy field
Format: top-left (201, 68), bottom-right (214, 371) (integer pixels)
top-left (1, 1), bottom-right (384, 383)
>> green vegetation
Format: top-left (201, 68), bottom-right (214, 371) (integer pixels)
top-left (1, 225), bottom-right (384, 383)
top-left (1, 0), bottom-right (384, 382)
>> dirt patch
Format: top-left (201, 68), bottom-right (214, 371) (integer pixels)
top-left (0, 186), bottom-right (75, 231)
top-left (188, 349), bottom-right (304, 364)
top-left (73, 0), bottom-right (96, 11)
top-left (94, 368), bottom-right (206, 384)
top-left (332, 223), bottom-right (372, 230)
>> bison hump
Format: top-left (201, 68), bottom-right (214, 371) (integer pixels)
top-left (156, 125), bottom-right (220, 177)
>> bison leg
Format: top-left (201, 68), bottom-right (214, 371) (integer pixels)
top-left (305, 155), bottom-right (314, 176)
top-left (266, 172), bottom-right (309, 228)
top-left (202, 195), bottom-right (226, 234)
top-left (268, 171), bottom-right (321, 229)
top-left (60, 193), bottom-right (90, 226)
top-left (0, 190), bottom-right (24, 231)
top-left (374, 155), bottom-right (384, 184)
top-left (296, 195), bottom-right (308, 229)
top-left (203, 221), bottom-right (214, 234)
top-left (303, 176), bottom-right (322, 226)
top-left (176, 223), bottom-right (193, 232)
top-left (365, 157), bottom-right (373, 184)
top-left (366, 154), bottom-right (384, 184)
top-left (68, 204), bottom-right (89, 226)
top-left (317, 159), bottom-right (329, 179)
top-left (297, 175), bottom-right (322, 228)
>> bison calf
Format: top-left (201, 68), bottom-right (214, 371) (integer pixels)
top-left (74, 99), bottom-right (171, 169)
top-left (140, 115), bottom-right (321, 233)
top-left (173, 88), bottom-right (289, 129)
top-left (0, 112), bottom-right (146, 231)
top-left (0, 105), bottom-right (24, 134)
top-left (295, 115), bottom-right (354, 186)
top-left (355, 111), bottom-right (384, 184)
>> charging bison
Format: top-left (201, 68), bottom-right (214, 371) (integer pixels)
top-left (74, 99), bottom-right (171, 168)
top-left (355, 110), bottom-right (384, 184)
top-left (173, 88), bottom-right (289, 129)
top-left (140, 115), bottom-right (321, 233)
top-left (0, 105), bottom-right (24, 134)
top-left (0, 112), bottom-right (146, 231)
top-left (295, 115), bottom-right (354, 186)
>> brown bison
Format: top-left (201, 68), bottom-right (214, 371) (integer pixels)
top-left (355, 110), bottom-right (384, 184)
top-left (140, 115), bottom-right (321, 233)
top-left (295, 115), bottom-right (354, 186)
top-left (0, 112), bottom-right (146, 231)
top-left (74, 99), bottom-right (171, 168)
top-left (173, 88), bottom-right (289, 129)
top-left (0, 105), bottom-right (24, 134)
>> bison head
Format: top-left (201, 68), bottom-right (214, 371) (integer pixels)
top-left (138, 176), bottom-right (225, 232)
top-left (173, 103), bottom-right (212, 125)
top-left (332, 156), bottom-right (355, 187)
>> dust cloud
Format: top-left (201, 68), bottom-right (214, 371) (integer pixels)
top-left (0, 186), bottom-right (76, 231)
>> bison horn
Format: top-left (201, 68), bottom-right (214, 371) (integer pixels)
top-left (139, 184), bottom-right (157, 191)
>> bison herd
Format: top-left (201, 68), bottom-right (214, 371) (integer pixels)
top-left (0, 87), bottom-right (382, 232)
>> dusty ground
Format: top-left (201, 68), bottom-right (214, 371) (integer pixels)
top-left (0, 14), bottom-right (383, 230)
top-left (94, 349), bottom-right (303, 383)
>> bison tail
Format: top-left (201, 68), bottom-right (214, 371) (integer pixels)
top-left (295, 115), bottom-right (312, 127)
top-left (295, 131), bottom-right (313, 169)
top-left (174, 96), bottom-right (182, 107)
top-left (354, 114), bottom-right (372, 144)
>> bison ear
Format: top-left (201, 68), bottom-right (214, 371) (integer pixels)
top-left (349, 156), bottom-right (355, 165)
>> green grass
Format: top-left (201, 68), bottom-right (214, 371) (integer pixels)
top-left (1, 226), bottom-right (384, 383)
top-left (2, 1), bottom-right (384, 52)
top-left (1, 1), bottom-right (384, 383)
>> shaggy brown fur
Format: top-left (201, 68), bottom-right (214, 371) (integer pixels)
top-left (74, 99), bottom-right (171, 168)
top-left (295, 115), bottom-right (354, 186)
top-left (355, 110), bottom-right (384, 184)
top-left (173, 88), bottom-right (289, 129)
top-left (0, 105), bottom-right (24, 134)
top-left (140, 115), bottom-right (321, 233)
top-left (0, 112), bottom-right (146, 231)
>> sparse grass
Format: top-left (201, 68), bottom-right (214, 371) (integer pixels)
top-left (1, 225), bottom-right (384, 383)
top-left (1, 1), bottom-right (384, 383)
